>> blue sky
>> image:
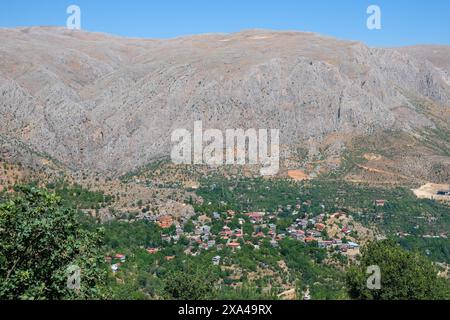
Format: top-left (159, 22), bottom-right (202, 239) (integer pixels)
top-left (0, 0), bottom-right (449, 47)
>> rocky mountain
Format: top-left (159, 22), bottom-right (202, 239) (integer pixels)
top-left (0, 27), bottom-right (449, 176)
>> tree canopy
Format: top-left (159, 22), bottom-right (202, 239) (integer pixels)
top-left (346, 240), bottom-right (450, 300)
top-left (164, 263), bottom-right (219, 300)
top-left (0, 186), bottom-right (107, 300)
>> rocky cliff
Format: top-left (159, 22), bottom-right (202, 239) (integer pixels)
top-left (0, 27), bottom-right (449, 175)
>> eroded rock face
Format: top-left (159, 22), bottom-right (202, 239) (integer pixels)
top-left (0, 27), bottom-right (449, 174)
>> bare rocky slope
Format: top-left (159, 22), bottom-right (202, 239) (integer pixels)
top-left (0, 27), bottom-right (449, 176)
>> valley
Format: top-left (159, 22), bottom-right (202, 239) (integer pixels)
top-left (1, 27), bottom-right (449, 300)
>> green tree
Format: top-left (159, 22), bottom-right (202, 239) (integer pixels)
top-left (183, 219), bottom-right (195, 233)
top-left (346, 240), bottom-right (450, 300)
top-left (164, 264), bottom-right (218, 300)
top-left (243, 222), bottom-right (254, 236)
top-left (0, 186), bottom-right (107, 300)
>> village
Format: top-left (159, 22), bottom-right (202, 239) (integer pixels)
top-left (105, 198), bottom-right (378, 274)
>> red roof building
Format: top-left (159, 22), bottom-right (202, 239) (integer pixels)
top-left (227, 242), bottom-right (241, 248)
top-left (315, 223), bottom-right (326, 231)
top-left (157, 215), bottom-right (174, 229)
top-left (375, 200), bottom-right (386, 207)
top-left (146, 248), bottom-right (159, 254)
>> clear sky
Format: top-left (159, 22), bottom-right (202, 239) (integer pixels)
top-left (0, 0), bottom-right (449, 47)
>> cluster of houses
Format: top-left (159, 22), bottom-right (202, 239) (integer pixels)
top-left (138, 203), bottom-right (363, 267)
top-left (104, 201), bottom-right (365, 274)
top-left (284, 212), bottom-right (360, 252)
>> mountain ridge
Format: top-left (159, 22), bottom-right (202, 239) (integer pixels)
top-left (0, 27), bottom-right (449, 176)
